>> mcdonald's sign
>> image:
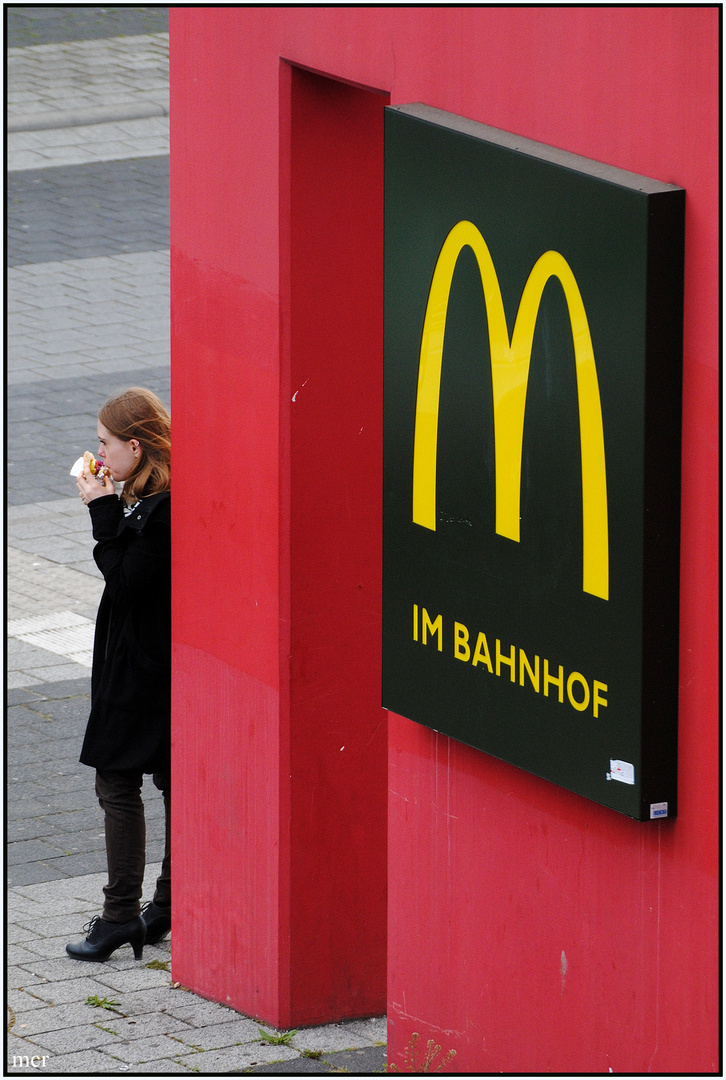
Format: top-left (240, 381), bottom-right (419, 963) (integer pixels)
top-left (382, 104), bottom-right (685, 820)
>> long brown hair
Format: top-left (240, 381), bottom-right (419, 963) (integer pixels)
top-left (99, 388), bottom-right (171, 504)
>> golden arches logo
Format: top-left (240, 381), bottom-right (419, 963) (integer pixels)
top-left (412, 220), bottom-right (609, 600)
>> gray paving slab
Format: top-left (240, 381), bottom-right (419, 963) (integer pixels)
top-left (6, 678), bottom-right (168, 887)
top-left (7, 7), bottom-right (169, 49)
top-left (84, 966), bottom-right (177, 996)
top-left (14, 974), bottom-right (131, 1007)
top-left (7, 1046), bottom-right (112, 1074)
top-left (9, 999), bottom-right (112, 1036)
top-left (7, 986), bottom-right (55, 1011)
top-left (8, 115), bottom-right (170, 170)
top-left (29, 1024), bottom-right (122, 1056)
top-left (160, 996), bottom-right (248, 1029)
top-left (79, 1010), bottom-right (192, 1042)
top-left (7, 157), bottom-right (168, 265)
top-left (7, 839), bottom-right (66, 867)
top-left (7, 26), bottom-right (169, 171)
top-left (178, 1043), bottom-right (301, 1073)
top-left (6, 1038), bottom-right (54, 1075)
top-left (8, 858), bottom-right (93, 890)
top-left (122, 1059), bottom-right (197, 1074)
top-left (170, 1016), bottom-right (263, 1052)
top-left (7, 34), bottom-right (168, 125)
top-left (252, 1045), bottom-right (388, 1073)
top-left (252, 1056), bottom-right (333, 1075)
top-left (6, 966), bottom-right (50, 990)
top-left (9, 274), bottom-right (169, 387)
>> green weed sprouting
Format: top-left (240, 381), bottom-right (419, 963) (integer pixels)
top-left (85, 994), bottom-right (123, 1014)
top-left (257, 1026), bottom-right (298, 1045)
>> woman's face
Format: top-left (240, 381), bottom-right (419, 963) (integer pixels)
top-left (97, 421), bottom-right (140, 482)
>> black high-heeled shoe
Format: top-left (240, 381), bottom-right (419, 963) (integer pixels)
top-left (66, 914), bottom-right (146, 961)
top-left (141, 900), bottom-right (171, 945)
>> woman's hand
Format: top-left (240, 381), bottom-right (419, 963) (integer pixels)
top-left (77, 467), bottom-right (115, 505)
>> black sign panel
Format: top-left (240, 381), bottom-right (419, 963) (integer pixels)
top-left (382, 105), bottom-right (684, 820)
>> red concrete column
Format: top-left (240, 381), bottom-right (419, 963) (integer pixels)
top-left (170, 14), bottom-right (387, 1025)
top-left (282, 64), bottom-right (388, 1025)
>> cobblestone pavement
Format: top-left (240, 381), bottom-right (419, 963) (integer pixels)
top-left (6, 8), bottom-right (386, 1074)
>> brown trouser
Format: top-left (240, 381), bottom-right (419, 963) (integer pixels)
top-left (95, 769), bottom-right (170, 923)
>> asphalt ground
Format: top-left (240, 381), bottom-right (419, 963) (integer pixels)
top-left (6, 7), bottom-right (386, 1073)
top-left (6, 6), bottom-right (169, 48)
top-left (7, 157), bottom-right (169, 266)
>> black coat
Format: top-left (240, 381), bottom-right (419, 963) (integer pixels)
top-left (79, 491), bottom-right (171, 773)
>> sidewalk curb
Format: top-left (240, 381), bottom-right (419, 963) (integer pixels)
top-left (8, 101), bottom-right (168, 134)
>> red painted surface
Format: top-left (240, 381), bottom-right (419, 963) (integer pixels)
top-left (170, 6), bottom-right (719, 1067)
top-left (283, 66), bottom-right (388, 1023)
top-left (170, 18), bottom-right (388, 1025)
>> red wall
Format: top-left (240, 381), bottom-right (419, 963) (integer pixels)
top-left (284, 66), bottom-right (388, 1023)
top-left (170, 24), bottom-right (388, 1025)
top-left (170, 6), bottom-right (719, 1069)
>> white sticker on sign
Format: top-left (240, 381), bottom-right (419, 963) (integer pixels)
top-left (607, 759), bottom-right (635, 785)
top-left (650, 802), bottom-right (668, 819)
